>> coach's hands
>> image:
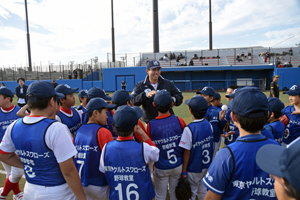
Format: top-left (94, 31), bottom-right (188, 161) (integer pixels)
top-left (147, 90), bottom-right (157, 97)
top-left (221, 131), bottom-right (235, 138)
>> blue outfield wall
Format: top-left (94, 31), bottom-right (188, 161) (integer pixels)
top-left (275, 68), bottom-right (300, 90)
top-left (102, 65), bottom-right (275, 92)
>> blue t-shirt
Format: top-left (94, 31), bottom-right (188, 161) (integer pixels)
top-left (0, 106), bottom-right (20, 141)
top-left (224, 109), bottom-right (239, 146)
top-left (282, 106), bottom-right (300, 144)
top-left (263, 120), bottom-right (285, 145)
top-left (202, 134), bottom-right (279, 200)
top-left (57, 107), bottom-right (82, 136)
top-left (205, 105), bottom-right (220, 143)
top-left (77, 105), bottom-right (87, 125)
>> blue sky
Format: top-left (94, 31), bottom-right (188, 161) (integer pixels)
top-left (0, 0), bottom-right (300, 67)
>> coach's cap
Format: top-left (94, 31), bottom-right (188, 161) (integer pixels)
top-left (147, 60), bottom-right (161, 70)
top-left (213, 92), bottom-right (221, 100)
top-left (256, 138), bottom-right (300, 194)
top-left (78, 89), bottom-right (88, 99)
top-left (196, 86), bottom-right (215, 97)
top-left (111, 90), bottom-right (134, 106)
top-left (225, 88), bottom-right (241, 98)
top-left (55, 84), bottom-right (78, 95)
top-left (268, 97), bottom-right (285, 113)
top-left (185, 95), bottom-right (208, 113)
top-left (27, 81), bottom-right (59, 100)
top-left (0, 88), bottom-right (14, 98)
top-left (273, 75), bottom-right (280, 78)
top-left (113, 105), bottom-right (143, 131)
top-left (85, 97), bottom-right (116, 114)
top-left (283, 85), bottom-right (300, 96)
top-left (154, 90), bottom-right (172, 108)
top-left (231, 87), bottom-right (269, 118)
top-left (88, 87), bottom-right (111, 100)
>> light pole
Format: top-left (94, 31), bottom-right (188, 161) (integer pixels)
top-left (24, 0), bottom-right (32, 71)
top-left (153, 0), bottom-right (159, 53)
top-left (209, 0), bottom-right (213, 50)
top-left (111, 0), bottom-right (116, 62)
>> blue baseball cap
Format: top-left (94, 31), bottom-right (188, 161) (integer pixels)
top-left (213, 92), bottom-right (221, 100)
top-left (283, 85), bottom-right (300, 96)
top-left (78, 89), bottom-right (88, 99)
top-left (0, 88), bottom-right (14, 98)
top-left (225, 88), bottom-right (241, 98)
top-left (256, 138), bottom-right (300, 194)
top-left (85, 97), bottom-right (116, 114)
top-left (88, 87), bottom-right (111, 100)
top-left (268, 97), bottom-right (285, 113)
top-left (113, 105), bottom-right (143, 131)
top-left (56, 92), bottom-right (65, 102)
top-left (147, 60), bottom-right (161, 70)
top-left (154, 90), bottom-right (172, 108)
top-left (196, 86), bottom-right (215, 97)
top-left (55, 84), bottom-right (78, 95)
top-left (27, 81), bottom-right (61, 100)
top-left (185, 95), bottom-right (208, 113)
top-left (231, 87), bottom-right (269, 118)
top-left (111, 90), bottom-right (134, 106)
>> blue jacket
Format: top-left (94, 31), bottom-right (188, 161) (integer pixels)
top-left (15, 85), bottom-right (28, 103)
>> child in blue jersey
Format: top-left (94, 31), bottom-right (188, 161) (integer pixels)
top-left (100, 105), bottom-right (159, 200)
top-left (0, 81), bottom-right (86, 200)
top-left (77, 89), bottom-right (88, 125)
top-left (256, 137), bottom-right (300, 200)
top-left (111, 89), bottom-right (147, 141)
top-left (197, 87), bottom-right (220, 156)
top-left (74, 97), bottom-right (116, 200)
top-left (202, 87), bottom-right (279, 200)
top-left (212, 92), bottom-right (222, 112)
top-left (55, 84), bottom-right (82, 136)
top-left (0, 88), bottom-right (23, 200)
top-left (146, 90), bottom-right (186, 200)
top-left (179, 95), bottom-right (214, 200)
top-left (263, 97), bottom-right (285, 145)
top-left (282, 85), bottom-right (300, 146)
top-left (87, 87), bottom-right (115, 136)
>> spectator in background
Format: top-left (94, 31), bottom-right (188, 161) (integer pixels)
top-left (241, 52), bottom-right (245, 57)
top-left (183, 59), bottom-right (187, 66)
top-left (163, 54), bottom-right (168, 62)
top-left (121, 80), bottom-right (126, 90)
top-left (278, 62), bottom-right (283, 68)
top-left (286, 62), bottom-right (293, 68)
top-left (68, 70), bottom-right (72, 79)
top-left (289, 48), bottom-right (293, 55)
top-left (73, 70), bottom-right (77, 79)
top-left (15, 78), bottom-right (28, 108)
top-left (59, 75), bottom-right (63, 80)
top-left (247, 51), bottom-right (252, 59)
top-left (270, 75), bottom-right (280, 98)
top-left (52, 79), bottom-right (58, 88)
top-left (170, 53), bottom-right (173, 60)
top-left (172, 53), bottom-right (175, 60)
top-left (0, 83), bottom-right (5, 88)
top-left (176, 55), bottom-right (180, 66)
top-left (264, 51), bottom-right (269, 63)
top-left (146, 57), bottom-right (149, 64)
top-left (189, 59), bottom-right (194, 66)
top-left (298, 63), bottom-right (300, 67)
top-left (237, 54), bottom-right (243, 62)
top-left (193, 54), bottom-right (198, 59)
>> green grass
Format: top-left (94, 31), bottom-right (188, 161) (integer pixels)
top-left (4, 90), bottom-right (290, 200)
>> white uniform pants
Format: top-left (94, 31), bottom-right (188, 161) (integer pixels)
top-left (188, 169), bottom-right (208, 200)
top-left (154, 165), bottom-right (182, 200)
top-left (83, 185), bottom-right (109, 200)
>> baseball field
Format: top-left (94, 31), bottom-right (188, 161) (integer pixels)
top-left (0, 91), bottom-right (291, 199)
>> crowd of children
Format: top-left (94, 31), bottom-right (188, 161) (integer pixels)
top-left (0, 76), bottom-right (299, 200)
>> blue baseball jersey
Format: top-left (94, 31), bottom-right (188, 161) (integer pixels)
top-left (74, 123), bottom-right (108, 187)
top-left (103, 140), bottom-right (155, 200)
top-left (282, 106), bottom-right (300, 144)
top-left (77, 105), bottom-right (87, 125)
top-left (224, 109), bottom-right (239, 146)
top-left (0, 106), bottom-right (20, 141)
top-left (263, 121), bottom-right (285, 144)
top-left (104, 110), bottom-right (117, 139)
top-left (11, 118), bottom-right (66, 186)
top-left (202, 134), bottom-right (279, 199)
top-left (186, 119), bottom-right (214, 172)
top-left (215, 104), bottom-right (223, 112)
top-left (57, 107), bottom-right (81, 136)
top-left (205, 105), bottom-right (220, 143)
top-left (149, 115), bottom-right (183, 170)
top-left (260, 129), bottom-right (274, 140)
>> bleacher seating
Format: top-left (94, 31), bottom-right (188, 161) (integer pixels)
top-left (226, 55), bottom-right (262, 65)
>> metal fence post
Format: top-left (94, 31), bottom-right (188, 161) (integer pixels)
top-left (234, 48), bottom-right (236, 65)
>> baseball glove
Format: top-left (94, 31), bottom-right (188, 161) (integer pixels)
top-left (223, 119), bottom-right (230, 132)
top-left (175, 177), bottom-right (192, 200)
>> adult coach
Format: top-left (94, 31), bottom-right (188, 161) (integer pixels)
top-left (270, 75), bottom-right (280, 98)
top-left (131, 60), bottom-right (183, 123)
top-left (15, 77), bottom-right (28, 107)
